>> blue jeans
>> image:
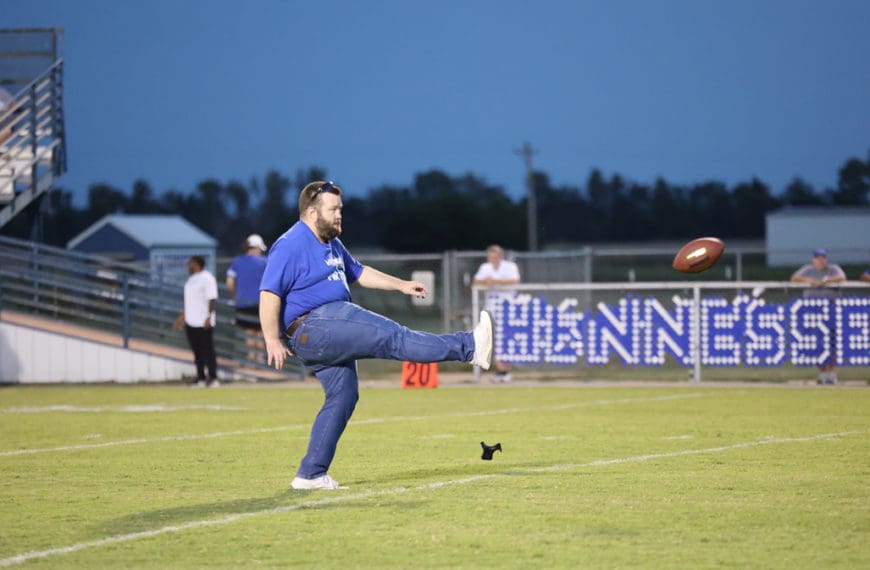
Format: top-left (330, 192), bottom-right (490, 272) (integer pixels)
top-left (287, 301), bottom-right (475, 478)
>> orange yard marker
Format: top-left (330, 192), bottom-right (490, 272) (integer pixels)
top-left (401, 361), bottom-right (439, 388)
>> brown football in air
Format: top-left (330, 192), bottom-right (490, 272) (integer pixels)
top-left (672, 237), bottom-right (725, 273)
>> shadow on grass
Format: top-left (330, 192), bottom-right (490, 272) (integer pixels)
top-left (95, 490), bottom-right (298, 535)
top-left (352, 460), bottom-right (560, 486)
top-left (97, 461), bottom-right (559, 535)
top-left (96, 487), bottom-right (436, 536)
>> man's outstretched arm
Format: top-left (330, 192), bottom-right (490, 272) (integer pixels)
top-left (357, 266), bottom-right (428, 298)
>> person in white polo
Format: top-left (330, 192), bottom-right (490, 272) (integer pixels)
top-left (473, 244), bottom-right (521, 382)
top-left (173, 255), bottom-right (219, 387)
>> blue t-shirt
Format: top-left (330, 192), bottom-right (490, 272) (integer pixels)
top-left (259, 221), bottom-right (365, 332)
top-left (227, 254), bottom-right (268, 308)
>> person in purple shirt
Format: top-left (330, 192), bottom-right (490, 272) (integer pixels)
top-left (227, 234), bottom-right (269, 362)
top-left (260, 180), bottom-right (493, 491)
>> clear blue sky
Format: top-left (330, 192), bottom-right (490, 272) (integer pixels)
top-left (4, 0), bottom-right (869, 204)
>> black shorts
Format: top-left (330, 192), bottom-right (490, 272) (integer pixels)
top-left (235, 306), bottom-right (261, 331)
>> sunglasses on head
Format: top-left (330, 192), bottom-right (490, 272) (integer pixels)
top-left (312, 181), bottom-right (337, 197)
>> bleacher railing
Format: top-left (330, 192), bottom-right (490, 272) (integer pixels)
top-left (0, 59), bottom-right (67, 227)
top-left (0, 236), bottom-right (304, 380)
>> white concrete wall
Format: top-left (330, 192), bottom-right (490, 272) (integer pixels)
top-left (0, 321), bottom-right (195, 383)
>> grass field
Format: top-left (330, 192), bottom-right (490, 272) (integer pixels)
top-left (0, 382), bottom-right (868, 568)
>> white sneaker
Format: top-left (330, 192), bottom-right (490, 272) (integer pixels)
top-left (817, 372), bottom-right (837, 385)
top-left (291, 474), bottom-right (348, 490)
top-left (493, 372), bottom-right (512, 383)
top-left (207, 379), bottom-right (220, 388)
top-left (471, 311), bottom-right (493, 370)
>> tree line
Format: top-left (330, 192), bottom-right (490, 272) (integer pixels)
top-left (1, 152), bottom-right (867, 253)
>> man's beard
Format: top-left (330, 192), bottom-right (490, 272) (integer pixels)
top-left (315, 214), bottom-right (341, 241)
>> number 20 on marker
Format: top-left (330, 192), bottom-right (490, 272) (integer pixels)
top-left (401, 361), bottom-right (438, 388)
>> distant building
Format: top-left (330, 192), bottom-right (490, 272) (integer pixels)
top-left (766, 206), bottom-right (870, 266)
top-left (67, 214), bottom-right (217, 281)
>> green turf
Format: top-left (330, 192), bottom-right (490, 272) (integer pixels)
top-left (0, 384), bottom-right (867, 569)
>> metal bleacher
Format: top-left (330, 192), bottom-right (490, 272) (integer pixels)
top-left (0, 28), bottom-right (67, 229)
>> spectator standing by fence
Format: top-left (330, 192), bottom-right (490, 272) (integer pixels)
top-left (473, 244), bottom-right (521, 383)
top-left (227, 234), bottom-right (269, 362)
top-left (790, 248), bottom-right (846, 385)
top-left (173, 255), bottom-right (219, 387)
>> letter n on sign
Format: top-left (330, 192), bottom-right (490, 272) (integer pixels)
top-left (401, 362), bottom-right (439, 388)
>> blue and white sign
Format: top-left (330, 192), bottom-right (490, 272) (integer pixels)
top-left (493, 294), bottom-right (870, 367)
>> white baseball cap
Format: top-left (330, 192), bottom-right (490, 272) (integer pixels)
top-left (246, 234), bottom-right (267, 251)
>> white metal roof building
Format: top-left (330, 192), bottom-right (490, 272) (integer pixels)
top-left (765, 206), bottom-right (870, 266)
top-left (67, 214), bottom-right (217, 281)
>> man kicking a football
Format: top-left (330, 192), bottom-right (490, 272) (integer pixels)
top-left (260, 180), bottom-right (493, 490)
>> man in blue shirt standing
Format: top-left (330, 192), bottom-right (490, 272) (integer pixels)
top-left (260, 180), bottom-right (493, 491)
top-left (227, 234), bottom-right (269, 362)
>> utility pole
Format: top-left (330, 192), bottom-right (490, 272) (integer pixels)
top-left (514, 142), bottom-right (538, 251)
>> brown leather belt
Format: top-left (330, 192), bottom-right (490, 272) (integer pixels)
top-left (285, 312), bottom-right (309, 337)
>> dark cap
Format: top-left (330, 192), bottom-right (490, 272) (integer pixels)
top-left (812, 248), bottom-right (827, 257)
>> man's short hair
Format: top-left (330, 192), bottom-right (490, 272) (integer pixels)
top-left (486, 244), bottom-right (504, 255)
top-left (190, 255), bottom-right (206, 269)
top-left (299, 180), bottom-right (342, 215)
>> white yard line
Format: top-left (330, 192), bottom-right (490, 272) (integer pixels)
top-left (0, 425), bottom-right (311, 457)
top-left (2, 404), bottom-right (246, 413)
top-left (0, 430), bottom-right (859, 568)
top-left (0, 393), bottom-right (705, 458)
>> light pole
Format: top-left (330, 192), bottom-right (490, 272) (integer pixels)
top-left (514, 142), bottom-right (538, 251)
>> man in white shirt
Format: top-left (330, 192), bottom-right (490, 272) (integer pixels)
top-left (473, 245), bottom-right (521, 382)
top-left (173, 255), bottom-right (219, 387)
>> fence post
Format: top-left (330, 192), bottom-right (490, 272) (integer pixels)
top-left (583, 246), bottom-right (593, 311)
top-left (30, 241), bottom-right (40, 309)
top-left (121, 274), bottom-right (130, 349)
top-left (30, 82), bottom-right (38, 188)
top-left (691, 285), bottom-right (702, 383)
top-left (441, 251), bottom-right (451, 334)
top-left (51, 64), bottom-right (60, 175)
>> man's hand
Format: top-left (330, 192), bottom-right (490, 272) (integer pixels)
top-left (260, 291), bottom-right (291, 369)
top-left (264, 336), bottom-right (292, 369)
top-left (792, 275), bottom-right (822, 287)
top-left (399, 280), bottom-right (428, 298)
